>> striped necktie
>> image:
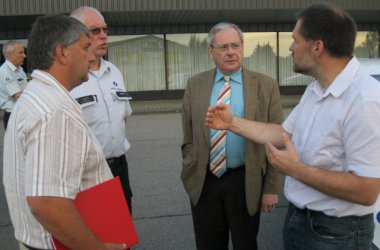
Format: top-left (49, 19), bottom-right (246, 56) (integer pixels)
top-left (209, 75), bottom-right (231, 177)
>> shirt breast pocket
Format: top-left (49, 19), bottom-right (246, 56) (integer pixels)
top-left (111, 91), bottom-right (132, 117)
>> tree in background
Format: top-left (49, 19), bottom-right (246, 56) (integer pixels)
top-left (354, 31), bottom-right (379, 58)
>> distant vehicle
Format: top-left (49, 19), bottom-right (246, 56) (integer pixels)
top-left (359, 57), bottom-right (380, 248)
top-left (279, 74), bottom-right (314, 86)
top-left (358, 58), bottom-right (380, 81)
top-left (280, 58), bottom-right (380, 87)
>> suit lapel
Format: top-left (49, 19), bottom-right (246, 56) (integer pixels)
top-left (201, 70), bottom-right (216, 143)
top-left (243, 68), bottom-right (258, 120)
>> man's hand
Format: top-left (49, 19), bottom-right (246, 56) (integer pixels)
top-left (261, 194), bottom-right (278, 213)
top-left (12, 91), bottom-right (22, 101)
top-left (205, 103), bottom-right (233, 130)
top-left (104, 243), bottom-right (127, 250)
top-left (265, 133), bottom-right (380, 206)
top-left (265, 133), bottom-right (301, 176)
top-left (27, 196), bottom-right (128, 250)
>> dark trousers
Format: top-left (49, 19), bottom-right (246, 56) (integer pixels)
top-left (107, 154), bottom-right (133, 213)
top-left (191, 167), bottom-right (260, 250)
top-left (3, 111), bottom-right (11, 130)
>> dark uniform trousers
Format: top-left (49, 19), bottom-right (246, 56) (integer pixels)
top-left (106, 154), bottom-right (133, 213)
top-left (3, 111), bottom-right (11, 129)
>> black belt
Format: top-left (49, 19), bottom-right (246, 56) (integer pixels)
top-left (291, 203), bottom-right (373, 220)
top-left (291, 203), bottom-right (327, 218)
top-left (226, 166), bottom-right (244, 172)
top-left (206, 165), bottom-right (244, 177)
top-left (106, 155), bottom-right (124, 165)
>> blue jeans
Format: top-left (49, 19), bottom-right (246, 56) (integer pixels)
top-left (283, 203), bottom-right (376, 250)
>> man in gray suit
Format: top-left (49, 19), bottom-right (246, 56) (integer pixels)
top-left (181, 22), bottom-right (284, 250)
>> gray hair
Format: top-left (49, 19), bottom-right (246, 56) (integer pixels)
top-left (2, 40), bottom-right (23, 57)
top-left (27, 14), bottom-right (90, 71)
top-left (70, 6), bottom-right (103, 22)
top-left (207, 22), bottom-right (244, 47)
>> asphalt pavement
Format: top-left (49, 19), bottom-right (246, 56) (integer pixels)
top-left (0, 110), bottom-right (292, 250)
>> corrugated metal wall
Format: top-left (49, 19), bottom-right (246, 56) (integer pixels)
top-left (1, 0), bottom-right (380, 15)
top-left (0, 0), bottom-right (379, 39)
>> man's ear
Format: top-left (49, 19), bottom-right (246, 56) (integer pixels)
top-left (312, 40), bottom-right (324, 57)
top-left (54, 44), bottom-right (69, 64)
top-left (208, 47), bottom-right (214, 60)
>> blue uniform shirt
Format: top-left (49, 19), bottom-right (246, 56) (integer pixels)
top-left (210, 68), bottom-right (245, 168)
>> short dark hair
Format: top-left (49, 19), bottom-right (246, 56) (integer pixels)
top-left (296, 3), bottom-right (357, 57)
top-left (27, 15), bottom-right (89, 71)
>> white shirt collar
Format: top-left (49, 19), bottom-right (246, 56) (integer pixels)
top-left (311, 56), bottom-right (360, 99)
top-left (92, 58), bottom-right (111, 78)
top-left (31, 69), bottom-right (82, 113)
top-left (5, 60), bottom-right (19, 72)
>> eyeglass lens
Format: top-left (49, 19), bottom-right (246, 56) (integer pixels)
top-left (90, 27), bottom-right (108, 35)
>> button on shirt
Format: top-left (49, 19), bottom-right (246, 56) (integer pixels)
top-left (210, 69), bottom-right (245, 168)
top-left (70, 58), bottom-right (132, 158)
top-left (3, 70), bottom-right (113, 249)
top-left (0, 60), bottom-right (27, 112)
top-left (282, 56), bottom-right (380, 217)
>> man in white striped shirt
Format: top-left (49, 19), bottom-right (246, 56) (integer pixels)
top-left (3, 15), bottom-right (126, 250)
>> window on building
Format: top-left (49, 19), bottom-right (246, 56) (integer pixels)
top-left (278, 32), bottom-right (314, 87)
top-left (354, 31), bottom-right (379, 58)
top-left (108, 35), bottom-right (166, 91)
top-left (166, 34), bottom-right (212, 90)
top-left (104, 31), bottom-right (380, 92)
top-left (244, 32), bottom-right (277, 80)
top-left (278, 31), bottom-right (380, 87)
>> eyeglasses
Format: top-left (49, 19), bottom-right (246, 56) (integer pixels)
top-left (211, 42), bottom-right (242, 52)
top-left (89, 27), bottom-right (108, 35)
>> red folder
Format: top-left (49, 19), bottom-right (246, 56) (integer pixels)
top-left (52, 177), bottom-right (139, 249)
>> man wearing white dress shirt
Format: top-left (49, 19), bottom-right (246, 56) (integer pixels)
top-left (70, 6), bottom-right (133, 213)
top-left (206, 3), bottom-right (380, 250)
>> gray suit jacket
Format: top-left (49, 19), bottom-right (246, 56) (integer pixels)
top-left (181, 67), bottom-right (284, 215)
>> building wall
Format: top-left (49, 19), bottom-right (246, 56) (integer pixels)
top-left (1, 0), bottom-right (380, 14)
top-left (0, 0), bottom-right (379, 97)
top-left (1, 0), bottom-right (379, 38)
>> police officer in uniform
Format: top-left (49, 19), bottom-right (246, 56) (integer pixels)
top-left (70, 6), bottom-right (133, 212)
top-left (0, 40), bottom-right (27, 129)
